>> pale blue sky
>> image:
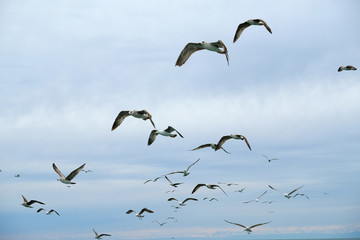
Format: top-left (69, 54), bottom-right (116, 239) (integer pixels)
top-left (0, 0), bottom-right (359, 239)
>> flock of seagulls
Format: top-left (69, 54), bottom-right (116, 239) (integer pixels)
top-left (10, 14), bottom-right (356, 239)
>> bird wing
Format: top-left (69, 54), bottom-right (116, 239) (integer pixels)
top-left (191, 144), bottom-right (211, 151)
top-left (220, 146), bottom-right (231, 154)
top-left (259, 19), bottom-right (272, 34)
top-left (243, 200), bottom-right (255, 204)
top-left (111, 111), bottom-right (130, 131)
top-left (165, 175), bottom-right (173, 184)
top-left (183, 198), bottom-right (198, 203)
top-left (66, 163), bottom-right (86, 180)
top-left (212, 184), bottom-right (228, 196)
top-left (249, 221), bottom-right (271, 229)
top-left (233, 21), bottom-right (251, 43)
top-left (98, 234), bottom-right (111, 237)
top-left (166, 171), bottom-right (184, 175)
top-left (242, 135), bottom-right (252, 151)
top-left (294, 193), bottom-right (309, 199)
top-left (258, 190), bottom-right (268, 199)
top-left (175, 42), bottom-right (204, 66)
top-left (139, 208), bottom-right (154, 214)
top-left (36, 208), bottom-right (45, 213)
top-left (126, 210), bottom-right (135, 214)
top-left (49, 209), bottom-right (60, 216)
top-left (93, 228), bottom-right (99, 237)
top-left (224, 219), bottom-right (247, 229)
top-left (168, 198), bottom-right (178, 202)
top-left (147, 130), bottom-right (158, 146)
top-left (138, 110), bottom-right (156, 128)
top-left (215, 135), bottom-right (232, 151)
top-left (21, 195), bottom-right (28, 203)
top-left (288, 185), bottom-right (304, 195)
top-left (52, 163), bottom-right (65, 178)
top-left (269, 185), bottom-right (285, 194)
top-left (191, 184), bottom-right (206, 194)
top-left (186, 158), bottom-right (200, 171)
top-left (28, 200), bottom-right (45, 205)
top-left (144, 179), bottom-right (152, 184)
top-left (213, 40), bottom-right (229, 65)
top-left (165, 126), bottom-right (184, 138)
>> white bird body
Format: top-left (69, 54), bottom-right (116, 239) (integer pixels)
top-left (148, 126), bottom-right (184, 146)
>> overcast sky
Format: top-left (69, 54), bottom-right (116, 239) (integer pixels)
top-left (0, 0), bottom-right (360, 239)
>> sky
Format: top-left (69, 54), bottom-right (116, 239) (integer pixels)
top-left (0, 0), bottom-right (360, 239)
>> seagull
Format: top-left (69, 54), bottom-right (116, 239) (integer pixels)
top-left (52, 163), bottom-right (85, 184)
top-left (166, 158), bottom-right (200, 177)
top-left (175, 40), bottom-right (229, 66)
top-left (233, 19), bottom-right (272, 43)
top-left (262, 200), bottom-right (275, 204)
top-left (203, 197), bottom-right (219, 201)
top-left (15, 174), bottom-right (20, 177)
top-left (262, 154), bottom-right (279, 162)
top-left (218, 182), bottom-right (239, 186)
top-left (268, 184), bottom-right (304, 199)
top-left (93, 228), bottom-right (111, 239)
top-left (167, 216), bottom-right (178, 222)
top-left (234, 188), bottom-right (246, 193)
top-left (168, 197), bottom-right (198, 206)
top-left (338, 65), bottom-right (357, 72)
top-left (126, 208), bottom-right (154, 218)
top-left (37, 208), bottom-right (60, 216)
top-left (165, 190), bottom-right (176, 194)
top-left (111, 110), bottom-right (156, 130)
top-left (293, 193), bottom-right (309, 199)
top-left (148, 126), bottom-right (183, 146)
top-left (191, 143), bottom-right (231, 154)
top-left (165, 175), bottom-right (183, 188)
top-left (192, 184), bottom-right (228, 196)
top-left (243, 191), bottom-right (267, 204)
top-left (224, 219), bottom-right (271, 234)
top-left (81, 169), bottom-right (93, 173)
top-left (144, 176), bottom-right (163, 184)
top-left (215, 134), bottom-right (252, 151)
top-left (153, 220), bottom-right (167, 226)
top-left (21, 195), bottom-right (45, 208)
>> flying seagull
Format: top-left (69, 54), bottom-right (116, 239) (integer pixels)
top-left (93, 228), bottom-right (111, 239)
top-left (21, 195), bottom-right (45, 208)
top-left (81, 169), bottom-right (93, 173)
top-left (203, 197), bottom-right (219, 201)
top-left (215, 134), bottom-right (252, 151)
top-left (268, 184), bottom-right (304, 199)
top-left (166, 158), bottom-right (200, 177)
top-left (126, 208), bottom-right (154, 218)
top-left (218, 182), bottom-right (239, 186)
top-left (165, 175), bottom-right (183, 188)
top-left (168, 197), bottom-right (198, 206)
top-left (53, 163), bottom-right (85, 184)
top-left (293, 193), bottom-right (309, 199)
top-left (37, 208), bottom-right (60, 216)
top-left (234, 188), bottom-right (246, 193)
top-left (148, 126), bottom-right (183, 146)
top-left (191, 143), bottom-right (231, 154)
top-left (144, 176), bottom-right (163, 184)
top-left (175, 40), bottom-right (229, 66)
top-left (224, 219), bottom-right (271, 234)
top-left (153, 220), bottom-right (167, 226)
top-left (233, 19), bottom-right (272, 43)
top-left (243, 190), bottom-right (267, 204)
top-left (111, 110), bottom-right (156, 130)
top-left (338, 65), bottom-right (357, 72)
top-left (192, 184), bottom-right (228, 196)
top-left (262, 154), bottom-right (279, 162)
top-left (15, 174), bottom-right (20, 178)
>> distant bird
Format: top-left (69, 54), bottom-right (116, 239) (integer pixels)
top-left (21, 195), bottom-right (44, 208)
top-left (215, 134), bottom-right (251, 151)
top-left (93, 228), bottom-right (111, 239)
top-left (148, 126), bottom-right (183, 146)
top-left (262, 154), bottom-right (279, 162)
top-left (167, 216), bottom-right (178, 222)
top-left (192, 184), bottom-right (228, 196)
top-left (52, 163), bottom-right (85, 184)
top-left (224, 219), bottom-right (271, 234)
top-left (165, 175), bottom-right (183, 188)
top-left (233, 19), bottom-right (272, 43)
top-left (15, 174), bottom-right (20, 177)
top-left (165, 190), bottom-right (176, 194)
top-left (144, 176), bottom-right (163, 184)
top-left (126, 208), bottom-right (154, 218)
top-left (166, 158), bottom-right (200, 177)
top-left (191, 143), bottom-right (231, 154)
top-left (338, 65), bottom-right (357, 72)
top-left (81, 169), bottom-right (93, 173)
top-left (153, 220), bottom-right (167, 226)
top-left (203, 197), bottom-right (219, 201)
top-left (168, 197), bottom-right (198, 206)
top-left (268, 185), bottom-right (304, 199)
top-left (218, 182), bottom-right (238, 186)
top-left (243, 191), bottom-right (267, 204)
top-left (111, 110), bottom-right (156, 130)
top-left (175, 40), bottom-right (229, 66)
top-left (37, 208), bottom-right (60, 216)
top-left (293, 193), bottom-right (309, 199)
top-left (262, 200), bottom-right (275, 204)
top-left (234, 188), bottom-right (246, 193)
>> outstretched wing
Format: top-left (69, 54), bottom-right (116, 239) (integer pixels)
top-left (139, 208), bottom-right (154, 215)
top-left (215, 135), bottom-right (232, 151)
top-left (165, 126), bottom-right (184, 138)
top-left (259, 19), bottom-right (272, 34)
top-left (268, 185), bottom-right (285, 195)
top-left (148, 130), bottom-right (158, 146)
top-left (215, 40), bottom-right (229, 65)
top-left (49, 209), bottom-right (60, 216)
top-left (219, 146), bottom-right (231, 154)
top-left (224, 219), bottom-right (247, 229)
top-left (191, 144), bottom-right (211, 151)
top-left (258, 190), bottom-right (267, 199)
top-left (98, 234), bottom-right (111, 237)
top-left (191, 184), bottom-right (206, 194)
top-left (213, 184), bottom-right (228, 196)
top-left (183, 198), bottom-right (198, 203)
top-left (167, 198), bottom-right (178, 202)
top-left (175, 42), bottom-right (204, 66)
top-left (111, 111), bottom-right (130, 131)
top-left (288, 185), bottom-right (304, 196)
top-left (126, 210), bottom-right (135, 214)
top-left (249, 221), bottom-right (271, 229)
top-left (21, 195), bottom-right (28, 203)
top-left (37, 208), bottom-right (45, 213)
top-left (138, 110), bottom-right (156, 128)
top-left (28, 200), bottom-right (45, 205)
top-left (186, 158), bottom-right (200, 171)
top-left (52, 163), bottom-right (65, 178)
top-left (242, 135), bottom-right (252, 151)
top-left (233, 21), bottom-right (251, 43)
top-left (66, 163), bottom-right (86, 180)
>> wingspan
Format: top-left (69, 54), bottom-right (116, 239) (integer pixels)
top-left (111, 111), bottom-right (130, 131)
top-left (66, 163), bottom-right (86, 180)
